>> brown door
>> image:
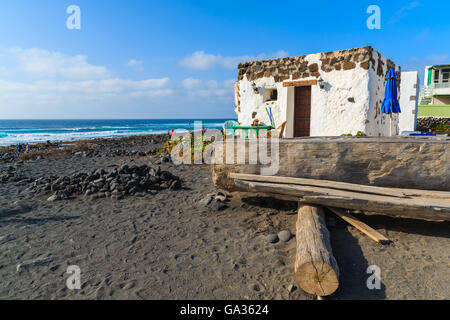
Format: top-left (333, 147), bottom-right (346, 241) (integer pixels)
top-left (294, 86), bottom-right (311, 137)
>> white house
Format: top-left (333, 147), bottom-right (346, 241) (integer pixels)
top-left (419, 64), bottom-right (450, 105)
top-left (234, 46), bottom-right (416, 137)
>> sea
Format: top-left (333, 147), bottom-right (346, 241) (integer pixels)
top-left (0, 119), bottom-right (231, 146)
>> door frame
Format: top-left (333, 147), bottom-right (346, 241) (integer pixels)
top-left (285, 83), bottom-right (313, 138)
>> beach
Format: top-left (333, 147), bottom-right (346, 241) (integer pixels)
top-left (0, 134), bottom-right (449, 300)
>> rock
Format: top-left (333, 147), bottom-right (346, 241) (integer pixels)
top-left (199, 195), bottom-right (213, 207)
top-left (278, 230), bottom-right (291, 242)
top-left (47, 194), bottom-right (59, 202)
top-left (214, 195), bottom-right (226, 202)
top-left (169, 179), bottom-right (181, 190)
top-left (287, 284), bottom-right (296, 293)
top-left (265, 234), bottom-right (278, 243)
top-left (17, 256), bottom-right (53, 273)
top-left (211, 199), bottom-right (227, 211)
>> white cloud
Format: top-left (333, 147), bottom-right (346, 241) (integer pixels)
top-left (179, 50), bottom-right (289, 70)
top-left (0, 47), bottom-right (174, 107)
top-left (181, 77), bottom-right (203, 90)
top-left (10, 47), bottom-right (110, 79)
top-left (0, 77), bottom-right (173, 105)
top-left (127, 59), bottom-right (144, 72)
top-left (389, 1), bottom-right (421, 24)
top-left (0, 46), bottom-right (237, 117)
top-left (181, 78), bottom-right (234, 98)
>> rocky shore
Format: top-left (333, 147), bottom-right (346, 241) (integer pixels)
top-left (0, 134), bottom-right (449, 300)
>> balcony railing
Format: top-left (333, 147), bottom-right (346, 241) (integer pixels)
top-left (434, 82), bottom-right (450, 89)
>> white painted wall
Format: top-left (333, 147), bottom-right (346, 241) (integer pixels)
top-left (366, 54), bottom-right (401, 136)
top-left (399, 71), bottom-right (419, 133)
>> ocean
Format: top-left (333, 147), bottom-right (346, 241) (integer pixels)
top-left (0, 119), bottom-right (231, 146)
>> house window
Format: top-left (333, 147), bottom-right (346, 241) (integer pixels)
top-left (442, 69), bottom-right (450, 83)
top-left (263, 88), bottom-right (278, 102)
top-left (434, 69), bottom-right (440, 83)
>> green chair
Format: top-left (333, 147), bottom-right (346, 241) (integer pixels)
top-left (223, 120), bottom-right (239, 137)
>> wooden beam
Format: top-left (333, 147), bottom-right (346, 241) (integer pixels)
top-left (327, 207), bottom-right (390, 244)
top-left (283, 80), bottom-right (318, 87)
top-left (229, 173), bottom-right (450, 199)
top-left (233, 179), bottom-right (450, 221)
top-left (295, 204), bottom-right (339, 296)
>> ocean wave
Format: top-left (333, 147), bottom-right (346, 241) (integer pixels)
top-left (0, 119), bottom-right (229, 146)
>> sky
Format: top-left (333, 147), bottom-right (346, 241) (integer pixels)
top-left (0, 0), bottom-right (449, 119)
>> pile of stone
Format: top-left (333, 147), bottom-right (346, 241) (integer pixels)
top-left (0, 152), bottom-right (17, 163)
top-left (73, 148), bottom-right (157, 159)
top-left (0, 166), bottom-right (29, 184)
top-left (10, 164), bottom-right (181, 201)
top-left (417, 117), bottom-right (450, 133)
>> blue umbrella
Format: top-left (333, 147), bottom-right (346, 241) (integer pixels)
top-left (380, 68), bottom-right (401, 134)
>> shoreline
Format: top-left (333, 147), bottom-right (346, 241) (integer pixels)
top-left (0, 118), bottom-right (230, 148)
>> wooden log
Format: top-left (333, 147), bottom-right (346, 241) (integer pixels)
top-left (212, 138), bottom-right (450, 192)
top-left (295, 205), bottom-right (339, 296)
top-left (234, 179), bottom-right (450, 221)
top-left (229, 173), bottom-right (450, 199)
top-left (327, 207), bottom-right (390, 244)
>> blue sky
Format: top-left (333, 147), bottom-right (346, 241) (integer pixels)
top-left (0, 0), bottom-right (449, 119)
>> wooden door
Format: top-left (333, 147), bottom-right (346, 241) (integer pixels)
top-left (294, 86), bottom-right (311, 137)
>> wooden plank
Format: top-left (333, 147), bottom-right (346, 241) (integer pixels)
top-left (327, 207), bottom-right (390, 244)
top-left (233, 179), bottom-right (450, 221)
top-left (229, 173), bottom-right (450, 199)
top-left (283, 80), bottom-right (318, 87)
top-left (295, 204), bottom-right (339, 296)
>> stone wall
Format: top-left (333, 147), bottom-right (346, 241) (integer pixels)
top-left (432, 96), bottom-right (450, 105)
top-left (417, 117), bottom-right (450, 133)
top-left (238, 46), bottom-right (400, 87)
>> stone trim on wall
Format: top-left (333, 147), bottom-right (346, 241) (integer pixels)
top-left (237, 46), bottom-right (400, 86)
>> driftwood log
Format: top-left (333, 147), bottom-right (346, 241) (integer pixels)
top-left (212, 137), bottom-right (450, 192)
top-left (295, 204), bottom-right (339, 296)
top-left (233, 177), bottom-right (450, 222)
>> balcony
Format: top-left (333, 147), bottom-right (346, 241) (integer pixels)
top-left (433, 82), bottom-right (450, 96)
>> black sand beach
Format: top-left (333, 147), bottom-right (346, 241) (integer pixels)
top-left (0, 135), bottom-right (449, 299)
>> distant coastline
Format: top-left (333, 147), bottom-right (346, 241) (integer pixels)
top-left (0, 119), bottom-right (232, 146)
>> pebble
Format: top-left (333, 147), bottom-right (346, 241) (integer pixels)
top-left (265, 234), bottom-right (278, 243)
top-left (47, 194), bottom-right (59, 202)
top-left (199, 195), bottom-right (213, 207)
top-left (278, 230), bottom-right (291, 242)
top-left (287, 284), bottom-right (296, 293)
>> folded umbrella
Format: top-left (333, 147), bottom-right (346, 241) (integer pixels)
top-left (380, 68), bottom-right (401, 135)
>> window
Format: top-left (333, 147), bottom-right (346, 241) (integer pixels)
top-left (434, 69), bottom-right (440, 83)
top-left (263, 88), bottom-right (278, 102)
top-left (442, 68), bottom-right (450, 83)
